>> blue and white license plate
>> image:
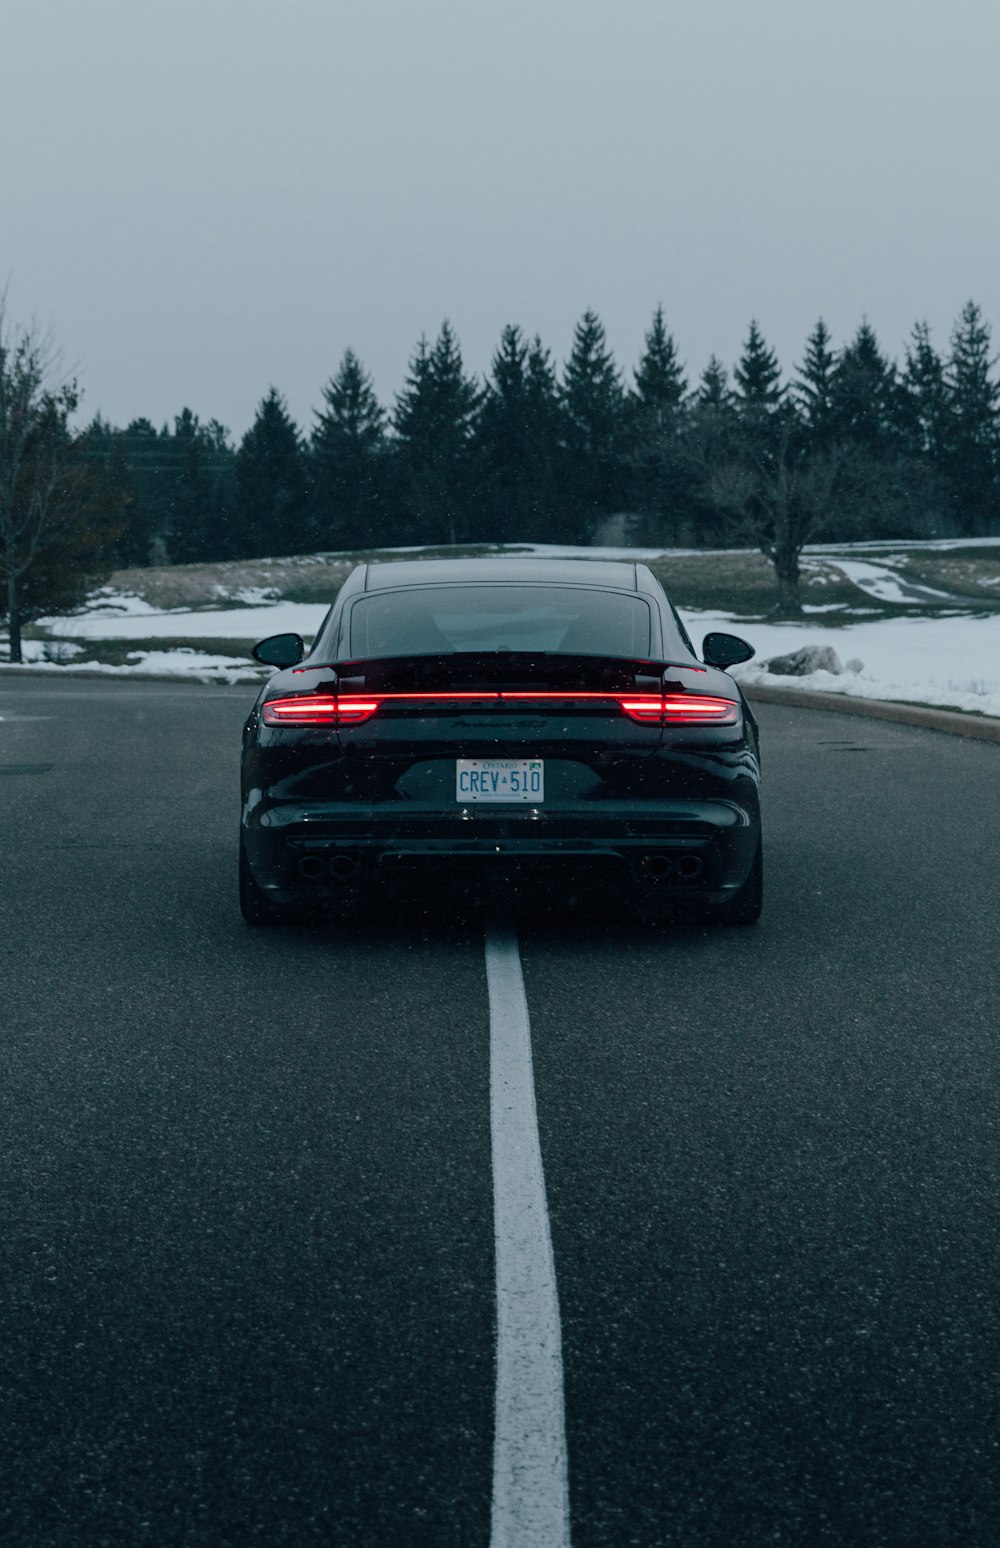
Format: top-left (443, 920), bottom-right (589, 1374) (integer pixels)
top-left (455, 758), bottom-right (544, 803)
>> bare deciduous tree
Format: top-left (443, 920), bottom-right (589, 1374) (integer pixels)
top-left (704, 425), bottom-right (852, 613)
top-left (0, 303), bottom-right (79, 661)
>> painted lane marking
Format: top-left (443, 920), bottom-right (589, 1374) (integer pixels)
top-left (485, 922), bottom-right (571, 1548)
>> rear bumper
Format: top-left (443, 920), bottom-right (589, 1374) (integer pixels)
top-left (242, 796), bottom-right (760, 902)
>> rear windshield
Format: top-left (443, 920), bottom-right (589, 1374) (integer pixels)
top-left (347, 585), bottom-right (652, 658)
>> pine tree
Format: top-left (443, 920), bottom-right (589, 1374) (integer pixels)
top-left (482, 323), bottom-right (529, 413)
top-left (310, 349), bottom-right (387, 549)
top-left (80, 415), bottom-right (150, 567)
top-left (733, 320), bottom-right (785, 419)
top-left (474, 326), bottom-right (572, 543)
top-left (393, 322), bottom-right (479, 545)
top-left (475, 324), bottom-right (531, 543)
top-left (392, 334), bottom-right (433, 449)
top-left (829, 321), bottom-right (899, 455)
top-left (676, 358), bottom-right (735, 549)
top-left (696, 355), bottom-right (733, 411)
top-left (234, 388), bottom-right (309, 558)
top-left (560, 309), bottom-right (625, 539)
top-left (165, 409), bottom-right (235, 563)
top-left (100, 418), bottom-right (169, 563)
top-left (732, 321), bottom-right (791, 509)
top-left (524, 336), bottom-right (572, 540)
top-left (525, 335), bottom-right (563, 430)
top-left (627, 308), bottom-right (692, 543)
top-left (794, 319), bottom-right (837, 447)
top-left (944, 300), bottom-right (1000, 535)
top-left (632, 306), bottom-right (686, 430)
top-left (899, 322), bottom-right (947, 463)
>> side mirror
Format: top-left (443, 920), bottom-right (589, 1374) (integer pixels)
top-left (251, 632), bottom-right (305, 669)
top-left (702, 632), bottom-right (755, 669)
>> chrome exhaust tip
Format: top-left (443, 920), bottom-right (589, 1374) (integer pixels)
top-left (327, 852), bottom-right (361, 883)
top-left (296, 854), bottom-right (328, 882)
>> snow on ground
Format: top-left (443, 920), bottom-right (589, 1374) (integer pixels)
top-left (808, 536), bottom-right (1000, 553)
top-left (42, 601), bottom-right (330, 641)
top-left (47, 558), bottom-right (966, 631)
top-left (79, 588), bottom-right (162, 615)
top-left (7, 540), bottom-right (998, 713)
top-left (27, 597), bottom-right (1000, 715)
top-left (1, 646), bottom-right (265, 685)
top-left (824, 558), bottom-right (956, 605)
top-left (211, 584), bottom-right (281, 606)
top-left (681, 609), bottom-right (1000, 718)
top-left (492, 536), bottom-right (1000, 561)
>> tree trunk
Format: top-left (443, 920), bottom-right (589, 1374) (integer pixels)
top-left (775, 571), bottom-right (803, 615)
top-left (771, 536), bottom-right (803, 615)
top-left (6, 564), bottom-right (22, 663)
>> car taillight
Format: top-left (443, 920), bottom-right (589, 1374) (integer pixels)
top-left (618, 694), bottom-right (739, 725)
top-left (336, 698), bottom-right (382, 724)
top-left (661, 694), bottom-right (739, 724)
top-left (261, 695), bottom-right (380, 726)
top-left (615, 695), bottom-right (664, 723)
top-left (262, 690), bottom-right (739, 727)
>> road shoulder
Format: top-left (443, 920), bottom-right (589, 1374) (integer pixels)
top-left (744, 682), bottom-right (1000, 742)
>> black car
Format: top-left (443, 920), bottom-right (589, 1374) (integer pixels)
top-left (239, 557), bottom-right (762, 925)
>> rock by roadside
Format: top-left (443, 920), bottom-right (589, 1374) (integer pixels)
top-left (763, 644), bottom-right (865, 676)
top-left (765, 644), bottom-right (842, 675)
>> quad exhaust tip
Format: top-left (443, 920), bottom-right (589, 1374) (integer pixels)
top-left (642, 852), bottom-right (705, 884)
top-left (296, 854), bottom-right (328, 882)
top-left (295, 852), bottom-right (362, 883)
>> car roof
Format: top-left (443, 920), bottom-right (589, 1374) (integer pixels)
top-left (363, 557), bottom-right (640, 591)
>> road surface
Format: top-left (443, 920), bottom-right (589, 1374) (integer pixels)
top-left (1, 676), bottom-right (998, 1546)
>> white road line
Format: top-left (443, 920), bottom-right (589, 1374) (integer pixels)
top-left (485, 921), bottom-right (571, 1548)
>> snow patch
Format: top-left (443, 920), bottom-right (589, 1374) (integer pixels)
top-left (0, 650), bottom-right (266, 684)
top-left (211, 584), bottom-right (281, 606)
top-left (41, 601), bottom-right (328, 641)
top-left (79, 588), bottom-right (161, 616)
top-left (828, 558), bottom-right (958, 605)
top-left (682, 608), bottom-right (1000, 718)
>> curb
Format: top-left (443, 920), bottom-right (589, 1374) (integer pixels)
top-left (743, 683), bottom-right (1000, 743)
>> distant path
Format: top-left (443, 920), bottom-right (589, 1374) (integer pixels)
top-left (821, 556), bottom-right (973, 605)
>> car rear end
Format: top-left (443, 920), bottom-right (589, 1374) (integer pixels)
top-left (240, 566), bottom-right (761, 919)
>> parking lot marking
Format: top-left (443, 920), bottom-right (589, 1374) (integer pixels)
top-left (485, 922), bottom-right (571, 1548)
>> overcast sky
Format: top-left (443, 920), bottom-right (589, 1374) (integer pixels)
top-left (4, 0), bottom-right (999, 439)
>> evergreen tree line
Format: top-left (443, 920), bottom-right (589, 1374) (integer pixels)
top-left (85, 303), bottom-right (1000, 597)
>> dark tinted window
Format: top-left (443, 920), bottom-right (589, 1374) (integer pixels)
top-left (348, 586), bottom-right (652, 658)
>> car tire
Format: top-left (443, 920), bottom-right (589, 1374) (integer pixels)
top-left (239, 838), bottom-right (286, 926)
top-left (714, 836), bottom-right (763, 926)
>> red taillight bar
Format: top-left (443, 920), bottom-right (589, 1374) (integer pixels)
top-left (660, 695), bottom-right (739, 725)
top-left (262, 691), bottom-right (739, 727)
top-left (615, 695), bottom-right (664, 722)
top-left (261, 696), bottom-right (380, 726)
top-left (616, 694), bottom-right (738, 724)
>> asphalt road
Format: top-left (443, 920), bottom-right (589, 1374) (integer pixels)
top-left (1, 675), bottom-right (999, 1546)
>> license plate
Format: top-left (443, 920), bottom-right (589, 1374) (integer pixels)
top-left (456, 758), bottom-right (544, 803)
